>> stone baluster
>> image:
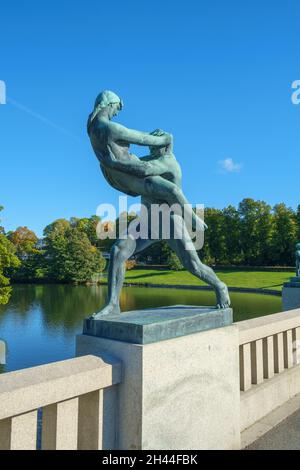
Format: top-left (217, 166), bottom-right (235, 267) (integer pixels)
top-left (274, 332), bottom-right (284, 373)
top-left (77, 386), bottom-right (117, 450)
top-left (239, 343), bottom-right (252, 391)
top-left (42, 398), bottom-right (79, 450)
top-left (0, 411), bottom-right (37, 450)
top-left (263, 336), bottom-right (275, 379)
top-left (292, 327), bottom-right (300, 365)
top-left (283, 330), bottom-right (293, 369)
top-left (251, 339), bottom-right (264, 385)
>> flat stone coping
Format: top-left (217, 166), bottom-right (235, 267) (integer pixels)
top-left (284, 276), bottom-right (300, 288)
top-left (83, 305), bottom-right (233, 344)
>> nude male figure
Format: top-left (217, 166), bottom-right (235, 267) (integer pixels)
top-left (87, 90), bottom-right (230, 317)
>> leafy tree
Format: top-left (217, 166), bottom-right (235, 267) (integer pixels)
top-left (7, 226), bottom-right (38, 258)
top-left (70, 216), bottom-right (101, 246)
top-left (44, 218), bottom-right (71, 238)
top-left (44, 220), bottom-right (105, 282)
top-left (7, 227), bottom-right (45, 281)
top-left (0, 207), bottom-right (20, 304)
top-left (0, 205), bottom-right (4, 234)
top-left (295, 205), bottom-right (300, 242)
top-left (238, 198), bottom-right (259, 265)
top-left (222, 205), bottom-right (242, 264)
top-left (165, 250), bottom-right (183, 271)
top-left (270, 203), bottom-right (297, 265)
top-left (43, 219), bottom-right (71, 279)
top-left (238, 199), bottom-right (273, 266)
top-left (61, 229), bottom-right (105, 282)
top-left (136, 241), bottom-right (163, 265)
top-left (203, 208), bottom-right (227, 264)
top-left (256, 201), bottom-right (273, 265)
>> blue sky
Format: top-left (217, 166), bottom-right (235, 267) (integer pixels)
top-left (0, 0), bottom-right (299, 236)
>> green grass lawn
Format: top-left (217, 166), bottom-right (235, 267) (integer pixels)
top-left (117, 269), bottom-right (295, 292)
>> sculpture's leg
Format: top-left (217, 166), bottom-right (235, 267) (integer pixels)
top-left (167, 214), bottom-right (231, 309)
top-left (92, 235), bottom-right (155, 319)
top-left (128, 175), bottom-right (207, 231)
top-left (144, 176), bottom-right (207, 231)
top-left (91, 237), bottom-right (135, 318)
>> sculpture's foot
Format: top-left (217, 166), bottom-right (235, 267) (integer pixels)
top-left (90, 303), bottom-right (121, 320)
top-left (215, 282), bottom-right (231, 309)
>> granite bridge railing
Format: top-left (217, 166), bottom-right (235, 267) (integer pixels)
top-left (0, 355), bottom-right (121, 450)
top-left (1, 308), bottom-right (300, 450)
top-left (238, 307), bottom-right (300, 438)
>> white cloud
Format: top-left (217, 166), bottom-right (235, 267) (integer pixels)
top-left (218, 158), bottom-right (242, 173)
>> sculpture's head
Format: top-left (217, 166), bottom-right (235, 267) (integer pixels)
top-left (88, 90), bottom-right (123, 128)
top-left (296, 243), bottom-right (300, 251)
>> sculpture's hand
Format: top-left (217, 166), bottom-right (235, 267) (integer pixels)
top-left (151, 129), bottom-right (166, 136)
top-left (150, 129), bottom-right (173, 151)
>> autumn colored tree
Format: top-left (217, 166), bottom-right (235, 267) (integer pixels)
top-left (7, 226), bottom-right (38, 257)
top-left (7, 226), bottom-right (46, 281)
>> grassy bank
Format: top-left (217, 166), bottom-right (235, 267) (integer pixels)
top-left (111, 269), bottom-right (296, 292)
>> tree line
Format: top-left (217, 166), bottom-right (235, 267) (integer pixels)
top-left (0, 198), bottom-right (299, 304)
top-left (134, 198), bottom-right (300, 268)
top-left (201, 199), bottom-right (300, 267)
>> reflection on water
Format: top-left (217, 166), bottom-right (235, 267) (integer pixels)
top-left (0, 284), bottom-right (282, 372)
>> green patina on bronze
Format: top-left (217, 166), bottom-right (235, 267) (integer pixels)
top-left (83, 305), bottom-right (233, 344)
top-left (87, 90), bottom-right (231, 319)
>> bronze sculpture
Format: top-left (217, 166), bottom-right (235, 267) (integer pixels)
top-left (87, 91), bottom-right (230, 317)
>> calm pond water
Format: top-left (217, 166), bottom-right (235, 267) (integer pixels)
top-left (0, 284), bottom-right (282, 372)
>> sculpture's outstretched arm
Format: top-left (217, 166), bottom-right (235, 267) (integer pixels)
top-left (109, 122), bottom-right (172, 147)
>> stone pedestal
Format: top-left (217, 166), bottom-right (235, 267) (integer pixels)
top-left (282, 277), bottom-right (300, 311)
top-left (76, 305), bottom-right (240, 450)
